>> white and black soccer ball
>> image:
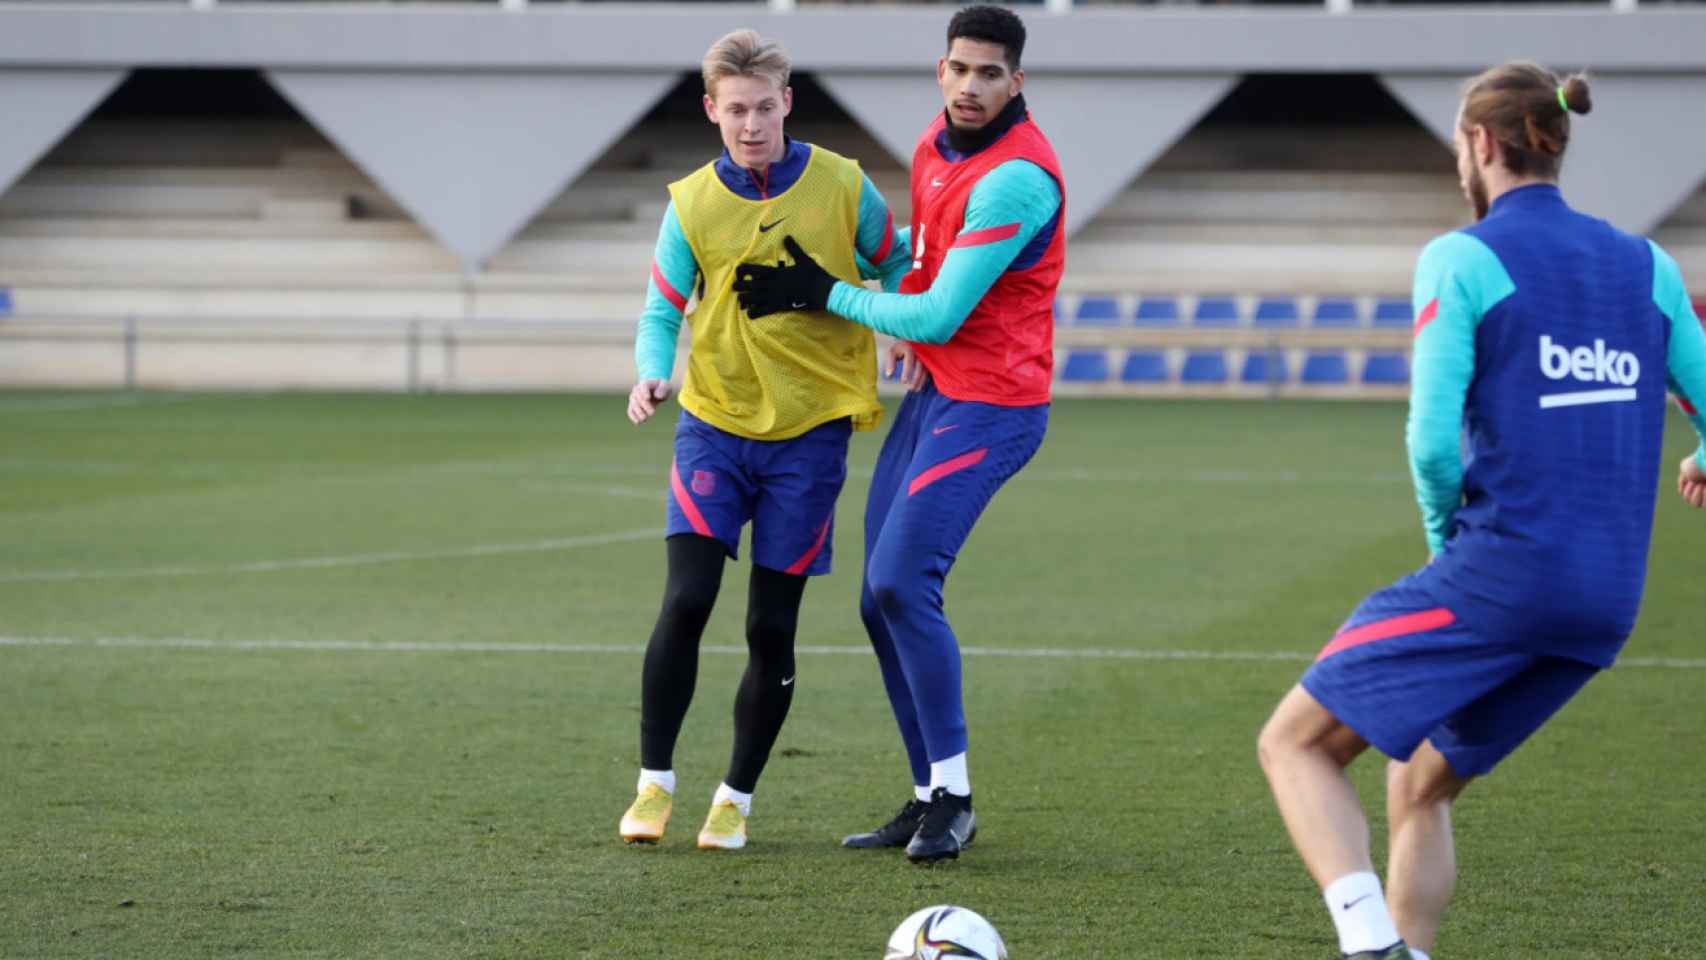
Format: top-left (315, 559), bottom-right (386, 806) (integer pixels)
top-left (884, 905), bottom-right (1008, 960)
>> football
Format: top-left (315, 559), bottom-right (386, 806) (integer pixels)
top-left (884, 905), bottom-right (1008, 960)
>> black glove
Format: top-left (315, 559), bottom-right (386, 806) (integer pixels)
top-left (733, 235), bottom-right (837, 319)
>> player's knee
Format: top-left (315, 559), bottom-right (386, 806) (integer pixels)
top-left (661, 579), bottom-right (718, 627)
top-left (745, 606), bottom-right (796, 658)
top-left (865, 567), bottom-right (912, 619)
top-left (1386, 757), bottom-right (1464, 810)
top-left (1255, 717), bottom-right (1290, 773)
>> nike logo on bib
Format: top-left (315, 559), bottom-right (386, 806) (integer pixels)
top-left (759, 218), bottom-right (787, 233)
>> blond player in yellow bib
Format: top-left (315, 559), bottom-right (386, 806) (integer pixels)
top-left (618, 29), bottom-right (910, 851)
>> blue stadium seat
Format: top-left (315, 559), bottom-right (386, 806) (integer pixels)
top-left (1191, 295), bottom-right (1240, 327)
top-left (1180, 351), bottom-right (1228, 384)
top-left (1120, 350), bottom-right (1169, 383)
top-left (1134, 296), bottom-right (1181, 327)
top-left (1252, 297), bottom-right (1300, 328)
top-left (1052, 297), bottom-right (1065, 325)
top-left (0, 286), bottom-right (12, 316)
top-left (1363, 352), bottom-right (1410, 385)
top-left (1240, 350), bottom-right (1289, 384)
top-left (1310, 297), bottom-right (1359, 327)
top-left (1301, 351), bottom-right (1350, 384)
top-left (1372, 297), bottom-right (1413, 328)
top-left (1074, 295), bottom-right (1121, 326)
top-left (1060, 350), bottom-right (1110, 382)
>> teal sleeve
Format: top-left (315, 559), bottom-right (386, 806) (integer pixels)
top-left (826, 160), bottom-right (1061, 343)
top-left (635, 200), bottom-right (697, 382)
top-left (855, 172), bottom-right (912, 294)
top-left (1405, 232), bottom-right (1514, 556)
top-left (1651, 240), bottom-right (1706, 470)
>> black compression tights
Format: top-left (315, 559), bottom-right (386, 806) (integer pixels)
top-left (638, 534), bottom-right (808, 794)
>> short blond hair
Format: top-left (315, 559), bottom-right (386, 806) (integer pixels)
top-left (702, 29), bottom-right (790, 100)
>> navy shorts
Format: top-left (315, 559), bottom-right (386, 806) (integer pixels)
top-left (664, 409), bottom-right (850, 576)
top-left (1301, 572), bottom-right (1600, 777)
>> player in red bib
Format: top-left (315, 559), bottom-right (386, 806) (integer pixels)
top-left (735, 4), bottom-right (1063, 864)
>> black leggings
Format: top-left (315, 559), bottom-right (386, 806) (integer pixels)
top-left (639, 534), bottom-right (808, 794)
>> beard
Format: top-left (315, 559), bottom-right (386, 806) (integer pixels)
top-left (1463, 163), bottom-right (1490, 221)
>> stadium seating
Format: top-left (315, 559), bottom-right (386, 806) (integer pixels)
top-left (1240, 350), bottom-right (1288, 385)
top-left (1310, 297), bottom-right (1359, 327)
top-left (1180, 351), bottom-right (1229, 384)
top-left (1074, 295), bottom-right (1122, 326)
top-left (1191, 296), bottom-right (1240, 327)
top-left (7, 109), bottom-right (1703, 394)
top-left (1120, 350), bottom-right (1169, 383)
top-left (0, 286), bottom-right (12, 317)
top-left (1372, 297), bottom-right (1414, 328)
top-left (1134, 296), bottom-right (1180, 327)
top-left (1060, 350), bottom-right (1110, 382)
top-left (1300, 351), bottom-right (1351, 385)
top-left (1363, 352), bottom-right (1410, 385)
top-left (1252, 297), bottom-right (1300, 327)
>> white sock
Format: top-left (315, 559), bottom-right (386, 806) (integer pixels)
top-left (713, 782), bottom-right (752, 817)
top-left (638, 768), bottom-right (675, 795)
top-left (929, 752), bottom-right (971, 797)
top-left (914, 784), bottom-right (933, 803)
top-left (1410, 950), bottom-right (1431, 960)
top-left (1323, 872), bottom-right (1400, 955)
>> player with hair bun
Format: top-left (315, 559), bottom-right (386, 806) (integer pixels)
top-left (1257, 61), bottom-right (1706, 960)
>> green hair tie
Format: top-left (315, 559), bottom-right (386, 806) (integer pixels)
top-left (1556, 85), bottom-right (1570, 113)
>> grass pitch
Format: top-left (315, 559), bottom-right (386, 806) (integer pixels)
top-left (2, 391), bottom-right (1703, 958)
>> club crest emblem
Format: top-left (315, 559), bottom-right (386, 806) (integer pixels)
top-left (691, 470), bottom-right (717, 497)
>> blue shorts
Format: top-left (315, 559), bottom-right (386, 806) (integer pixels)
top-left (1301, 573), bottom-right (1600, 777)
top-left (665, 409), bottom-right (850, 576)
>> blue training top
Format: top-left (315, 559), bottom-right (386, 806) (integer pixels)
top-left (1407, 184), bottom-right (1706, 666)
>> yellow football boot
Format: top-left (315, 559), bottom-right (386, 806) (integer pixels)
top-left (695, 800), bottom-right (748, 850)
top-left (619, 783), bottom-right (672, 845)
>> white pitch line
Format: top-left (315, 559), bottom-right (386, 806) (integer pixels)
top-left (0, 528), bottom-right (660, 584)
top-left (0, 634), bottom-right (1701, 669)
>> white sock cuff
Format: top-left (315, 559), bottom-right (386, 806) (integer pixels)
top-left (929, 752), bottom-right (971, 797)
top-left (1323, 872), bottom-right (1399, 955)
top-left (713, 782), bottom-right (753, 817)
top-left (914, 784), bottom-right (934, 803)
top-left (638, 768), bottom-right (675, 795)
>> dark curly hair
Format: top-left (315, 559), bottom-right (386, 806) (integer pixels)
top-left (946, 5), bottom-right (1026, 73)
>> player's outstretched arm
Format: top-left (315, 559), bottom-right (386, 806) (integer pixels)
top-left (736, 160), bottom-right (1058, 344)
top-left (631, 200), bottom-right (697, 425)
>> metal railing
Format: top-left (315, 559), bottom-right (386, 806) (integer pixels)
top-left (0, 313), bottom-right (639, 392)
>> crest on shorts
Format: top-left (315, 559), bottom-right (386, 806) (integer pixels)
top-left (691, 469), bottom-right (717, 497)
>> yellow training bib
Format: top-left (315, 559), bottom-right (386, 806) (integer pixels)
top-left (669, 145), bottom-right (881, 440)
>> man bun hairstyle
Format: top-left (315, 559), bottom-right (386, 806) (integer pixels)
top-left (702, 29), bottom-right (791, 100)
top-left (1460, 61), bottom-right (1592, 180)
top-left (946, 4), bottom-right (1026, 72)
